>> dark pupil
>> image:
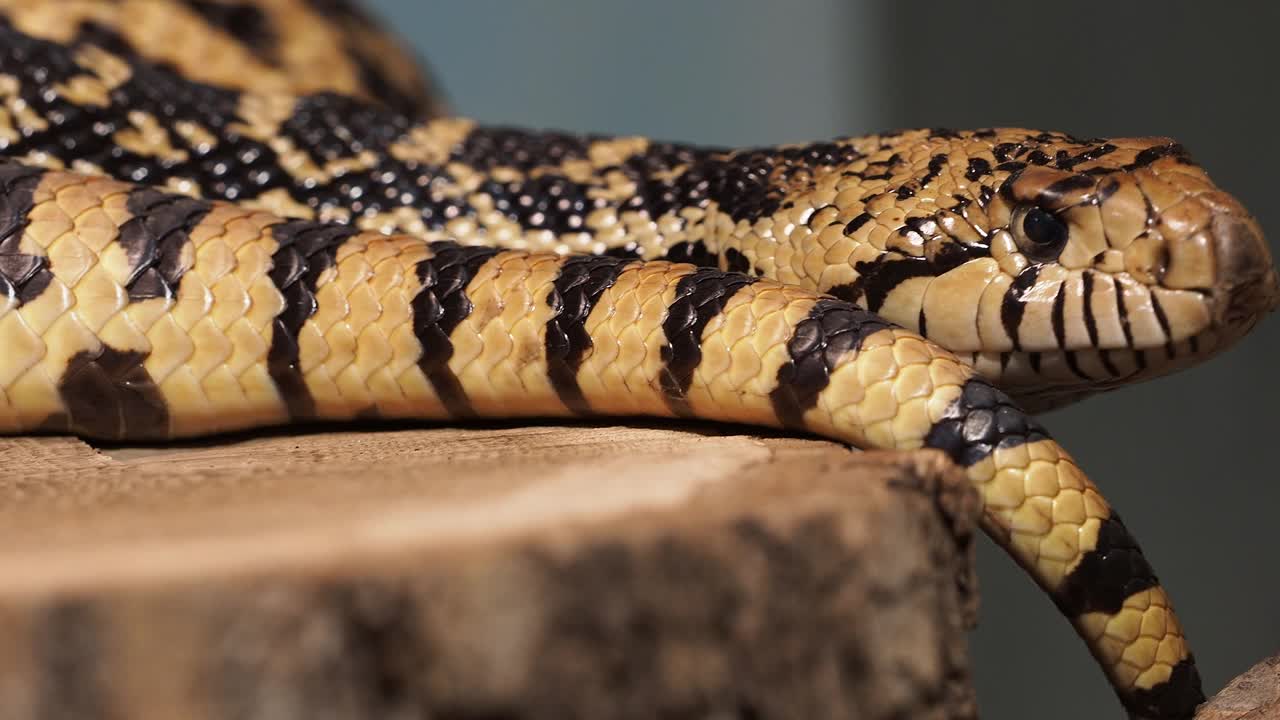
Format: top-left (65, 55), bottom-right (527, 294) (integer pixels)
top-left (1022, 207), bottom-right (1068, 247)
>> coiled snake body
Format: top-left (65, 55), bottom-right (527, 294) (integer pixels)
top-left (0, 2), bottom-right (1277, 717)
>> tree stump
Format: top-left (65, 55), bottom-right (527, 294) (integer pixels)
top-left (0, 424), bottom-right (981, 720)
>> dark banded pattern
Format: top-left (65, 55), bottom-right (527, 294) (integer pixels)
top-left (0, 24), bottom-right (1270, 416)
top-left (545, 254), bottom-right (632, 415)
top-left (411, 242), bottom-right (502, 419)
top-left (118, 189), bottom-right (214, 302)
top-left (659, 268), bottom-right (756, 417)
top-left (770, 299), bottom-right (893, 430)
top-left (0, 164), bottom-right (48, 306)
top-left (267, 221), bottom-right (360, 420)
top-left (57, 348), bottom-right (168, 440)
top-left (0, 10), bottom-right (1277, 719)
top-left (0, 159), bottom-right (1223, 720)
top-left (1055, 512), bottom-right (1159, 618)
top-left (923, 378), bottom-right (1203, 717)
top-left (924, 379), bottom-right (1050, 468)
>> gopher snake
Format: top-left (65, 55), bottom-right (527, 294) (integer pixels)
top-left (0, 2), bottom-right (1276, 717)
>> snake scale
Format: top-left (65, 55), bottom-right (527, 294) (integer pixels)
top-left (0, 2), bottom-right (1277, 718)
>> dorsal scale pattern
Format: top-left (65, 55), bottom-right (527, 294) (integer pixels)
top-left (0, 7), bottom-right (1276, 719)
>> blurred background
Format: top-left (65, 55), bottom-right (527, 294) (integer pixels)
top-left (367, 1), bottom-right (1279, 717)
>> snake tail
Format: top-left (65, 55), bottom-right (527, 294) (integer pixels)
top-left (0, 162), bottom-right (1202, 717)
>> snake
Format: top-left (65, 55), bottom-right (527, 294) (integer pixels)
top-left (0, 2), bottom-right (1276, 718)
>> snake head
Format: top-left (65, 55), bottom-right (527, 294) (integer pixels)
top-left (982, 135), bottom-right (1278, 406)
top-left (993, 138), bottom-right (1278, 336)
top-left (821, 129), bottom-right (1277, 409)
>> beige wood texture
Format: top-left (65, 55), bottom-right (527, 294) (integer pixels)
top-left (0, 423), bottom-right (1268, 718)
top-left (0, 423), bottom-right (984, 719)
top-left (1196, 655), bottom-right (1280, 720)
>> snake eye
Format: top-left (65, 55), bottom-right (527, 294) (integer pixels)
top-left (1012, 206), bottom-right (1069, 262)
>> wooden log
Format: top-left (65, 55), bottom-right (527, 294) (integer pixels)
top-left (0, 424), bottom-right (980, 720)
top-left (1196, 655), bottom-right (1280, 720)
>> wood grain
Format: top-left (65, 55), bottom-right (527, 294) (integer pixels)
top-left (1196, 655), bottom-right (1280, 720)
top-left (0, 422), bottom-right (982, 720)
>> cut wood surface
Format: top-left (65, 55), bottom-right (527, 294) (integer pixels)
top-left (0, 423), bottom-right (981, 720)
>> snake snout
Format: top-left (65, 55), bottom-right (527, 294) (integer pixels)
top-left (1211, 212), bottom-right (1280, 324)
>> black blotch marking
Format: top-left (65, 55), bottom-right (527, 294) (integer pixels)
top-left (182, 1), bottom-right (280, 64)
top-left (118, 188), bottom-right (214, 301)
top-left (60, 346), bottom-right (169, 439)
top-left (843, 212), bottom-right (872, 236)
top-left (1027, 149), bottom-right (1053, 166)
top-left (836, 238), bottom-right (986, 314)
top-left (1055, 143), bottom-right (1117, 171)
top-left (266, 221), bottom-right (361, 420)
top-left (0, 30), bottom-right (876, 248)
top-left (659, 268), bottom-right (756, 417)
top-left (0, 27), bottom-right (296, 203)
top-left (978, 185), bottom-right (996, 208)
top-left (918, 153), bottom-right (949, 187)
top-left (723, 247), bottom-right (751, 274)
top-left (1124, 657), bottom-right (1205, 720)
top-left (277, 91), bottom-right (411, 171)
top-left (707, 142), bottom-right (862, 223)
top-left (72, 20), bottom-right (136, 57)
top-left (451, 125), bottom-right (594, 172)
top-left (545, 255), bottom-right (630, 414)
top-left (1125, 143), bottom-right (1191, 170)
top-left (663, 240), bottom-right (718, 268)
top-left (769, 298), bottom-right (893, 430)
top-left (411, 242), bottom-right (503, 418)
top-left (1000, 267), bottom-right (1040, 351)
top-left (992, 143), bottom-right (1020, 163)
top-left (923, 378), bottom-right (1049, 467)
top-left (0, 162), bottom-right (47, 306)
top-left (965, 158), bottom-right (992, 182)
top-left (1054, 512), bottom-right (1158, 616)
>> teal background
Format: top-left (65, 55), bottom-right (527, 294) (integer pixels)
top-left (366, 2), bottom-right (1280, 717)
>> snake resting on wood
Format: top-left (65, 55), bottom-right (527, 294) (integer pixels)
top-left (0, 2), bottom-right (1276, 717)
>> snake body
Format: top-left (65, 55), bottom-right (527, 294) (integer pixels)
top-left (0, 2), bottom-right (1277, 718)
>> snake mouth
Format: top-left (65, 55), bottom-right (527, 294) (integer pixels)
top-left (996, 322), bottom-right (1247, 412)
